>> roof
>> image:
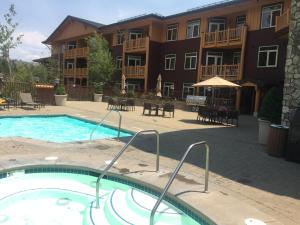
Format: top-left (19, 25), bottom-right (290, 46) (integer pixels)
top-left (164, 0), bottom-right (246, 19)
top-left (43, 15), bottom-right (104, 44)
top-left (99, 13), bottom-right (163, 30)
top-left (99, 0), bottom-right (247, 30)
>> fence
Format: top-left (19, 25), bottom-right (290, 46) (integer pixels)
top-left (65, 85), bottom-right (94, 101)
top-left (0, 81), bottom-right (54, 105)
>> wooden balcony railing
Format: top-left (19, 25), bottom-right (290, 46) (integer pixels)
top-left (64, 47), bottom-right (89, 59)
top-left (275, 9), bottom-right (290, 32)
top-left (200, 64), bottom-right (240, 81)
top-left (202, 26), bottom-right (247, 48)
top-left (124, 66), bottom-right (145, 79)
top-left (63, 68), bottom-right (88, 77)
top-left (124, 37), bottom-right (149, 52)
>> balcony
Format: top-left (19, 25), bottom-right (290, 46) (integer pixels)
top-left (275, 9), bottom-right (290, 32)
top-left (124, 66), bottom-right (145, 79)
top-left (124, 37), bottom-right (149, 52)
top-left (64, 47), bottom-right (89, 59)
top-left (199, 64), bottom-right (240, 81)
top-left (63, 68), bottom-right (88, 77)
top-left (201, 26), bottom-right (247, 48)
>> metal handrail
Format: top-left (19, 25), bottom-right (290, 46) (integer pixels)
top-left (96, 129), bottom-right (160, 208)
top-left (149, 141), bottom-right (210, 225)
top-left (90, 110), bottom-right (122, 141)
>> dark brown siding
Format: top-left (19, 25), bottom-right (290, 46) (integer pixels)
top-left (158, 38), bottom-right (200, 97)
top-left (244, 28), bottom-right (288, 85)
top-left (111, 45), bottom-right (123, 81)
top-left (148, 41), bottom-right (162, 91)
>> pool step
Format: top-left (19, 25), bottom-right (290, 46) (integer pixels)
top-left (102, 188), bottom-right (183, 225)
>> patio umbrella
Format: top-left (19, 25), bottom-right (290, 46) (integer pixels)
top-left (192, 76), bottom-right (241, 105)
top-left (121, 74), bottom-right (126, 95)
top-left (156, 74), bottom-right (162, 97)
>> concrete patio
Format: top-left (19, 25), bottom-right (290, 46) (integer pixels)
top-left (0, 101), bottom-right (299, 225)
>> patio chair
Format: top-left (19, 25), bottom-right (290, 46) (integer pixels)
top-left (107, 97), bottom-right (118, 110)
top-left (126, 99), bottom-right (135, 111)
top-left (0, 97), bottom-right (9, 110)
top-left (226, 110), bottom-right (239, 126)
top-left (143, 102), bottom-right (153, 115)
top-left (19, 92), bottom-right (41, 109)
top-left (162, 103), bottom-right (175, 117)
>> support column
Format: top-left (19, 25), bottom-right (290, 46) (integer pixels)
top-left (254, 87), bottom-right (261, 117)
top-left (235, 88), bottom-right (241, 111)
top-left (282, 0), bottom-right (300, 125)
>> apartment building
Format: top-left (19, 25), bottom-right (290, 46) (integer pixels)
top-left (43, 0), bottom-right (291, 115)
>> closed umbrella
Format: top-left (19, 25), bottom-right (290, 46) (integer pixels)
top-left (156, 74), bottom-right (162, 97)
top-left (121, 74), bottom-right (126, 95)
top-left (193, 76), bottom-right (241, 105)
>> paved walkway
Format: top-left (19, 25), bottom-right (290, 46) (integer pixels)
top-left (0, 101), bottom-right (299, 225)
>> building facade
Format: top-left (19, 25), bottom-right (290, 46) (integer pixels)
top-left (43, 0), bottom-right (291, 115)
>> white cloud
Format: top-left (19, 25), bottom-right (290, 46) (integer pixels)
top-left (10, 31), bottom-right (50, 62)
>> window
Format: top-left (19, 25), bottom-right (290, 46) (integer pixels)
top-left (257, 45), bottom-right (278, 67)
top-left (66, 62), bottom-right (74, 69)
top-left (186, 20), bottom-right (200, 39)
top-left (117, 31), bottom-right (125, 45)
top-left (182, 83), bottom-right (195, 99)
top-left (233, 52), bottom-right (241, 64)
top-left (184, 52), bottom-right (197, 70)
top-left (116, 56), bottom-right (122, 70)
top-left (261, 4), bottom-right (282, 29)
top-left (208, 18), bottom-right (226, 32)
top-left (128, 55), bottom-right (141, 66)
top-left (67, 41), bottom-right (76, 50)
top-left (166, 24), bottom-right (178, 41)
top-left (165, 54), bottom-right (176, 70)
top-left (236, 15), bottom-right (246, 27)
top-left (163, 82), bottom-right (174, 97)
top-left (206, 52), bottom-right (223, 65)
top-left (129, 31), bottom-right (143, 40)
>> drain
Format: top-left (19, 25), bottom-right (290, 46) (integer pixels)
top-left (245, 218), bottom-right (266, 225)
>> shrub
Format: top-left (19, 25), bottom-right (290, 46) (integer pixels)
top-left (94, 83), bottom-right (103, 94)
top-left (55, 84), bottom-right (66, 95)
top-left (258, 87), bottom-right (283, 123)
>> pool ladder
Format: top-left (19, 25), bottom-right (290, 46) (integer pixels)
top-left (93, 127), bottom-right (210, 225)
top-left (149, 141), bottom-right (210, 225)
top-left (95, 129), bottom-right (160, 208)
top-left (90, 110), bottom-right (122, 141)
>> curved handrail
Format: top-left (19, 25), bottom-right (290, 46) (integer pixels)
top-left (96, 129), bottom-right (160, 208)
top-left (149, 141), bottom-right (210, 225)
top-left (90, 110), bottom-right (122, 141)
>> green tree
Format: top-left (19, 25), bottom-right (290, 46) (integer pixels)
top-left (87, 33), bottom-right (115, 86)
top-left (0, 4), bottom-right (23, 80)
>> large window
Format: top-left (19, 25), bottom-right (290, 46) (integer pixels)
top-left (165, 54), bottom-right (176, 70)
top-left (257, 45), bottom-right (279, 68)
top-left (261, 4), bottom-right (282, 29)
top-left (166, 24), bottom-right (178, 41)
top-left (116, 56), bottom-right (122, 70)
top-left (163, 82), bottom-right (174, 97)
top-left (208, 18), bottom-right (226, 32)
top-left (116, 31), bottom-right (125, 45)
top-left (184, 52), bottom-right (197, 70)
top-left (182, 83), bottom-right (195, 99)
top-left (186, 20), bottom-right (200, 39)
top-left (236, 15), bottom-right (246, 27)
top-left (127, 55), bottom-right (141, 66)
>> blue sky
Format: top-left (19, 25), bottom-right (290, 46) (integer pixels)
top-left (0, 0), bottom-right (220, 61)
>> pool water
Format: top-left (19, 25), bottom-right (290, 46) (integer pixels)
top-left (0, 115), bottom-right (131, 143)
top-left (0, 172), bottom-right (202, 225)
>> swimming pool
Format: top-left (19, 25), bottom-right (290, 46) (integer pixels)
top-left (0, 115), bottom-right (132, 143)
top-left (0, 167), bottom-right (216, 225)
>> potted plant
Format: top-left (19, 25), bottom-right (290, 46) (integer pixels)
top-left (94, 83), bottom-right (103, 102)
top-left (258, 87), bottom-right (283, 144)
top-left (54, 84), bottom-right (67, 106)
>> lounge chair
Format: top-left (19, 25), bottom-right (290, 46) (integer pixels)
top-left (162, 103), bottom-right (175, 117)
top-left (19, 92), bottom-right (41, 109)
